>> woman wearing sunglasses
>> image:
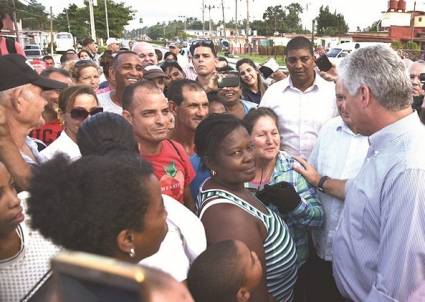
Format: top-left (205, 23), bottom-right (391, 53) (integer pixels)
top-left (40, 85), bottom-right (103, 161)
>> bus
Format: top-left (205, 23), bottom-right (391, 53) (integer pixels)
top-left (55, 32), bottom-right (74, 53)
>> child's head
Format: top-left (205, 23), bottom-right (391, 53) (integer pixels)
top-left (187, 240), bottom-right (263, 302)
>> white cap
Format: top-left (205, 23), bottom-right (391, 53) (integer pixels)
top-left (106, 38), bottom-right (120, 46)
top-left (261, 58), bottom-right (280, 73)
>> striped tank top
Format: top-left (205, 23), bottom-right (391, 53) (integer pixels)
top-left (199, 188), bottom-right (298, 302)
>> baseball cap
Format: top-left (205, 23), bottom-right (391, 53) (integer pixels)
top-left (142, 65), bottom-right (169, 80)
top-left (0, 54), bottom-right (66, 91)
top-left (106, 38), bottom-right (120, 46)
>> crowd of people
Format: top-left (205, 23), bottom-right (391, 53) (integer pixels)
top-left (0, 30), bottom-right (424, 302)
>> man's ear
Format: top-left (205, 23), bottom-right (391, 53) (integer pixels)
top-left (236, 287), bottom-right (251, 302)
top-left (359, 85), bottom-right (372, 108)
top-left (116, 229), bottom-right (134, 255)
top-left (11, 87), bottom-right (29, 113)
top-left (122, 110), bottom-right (133, 124)
top-left (168, 101), bottom-right (177, 116)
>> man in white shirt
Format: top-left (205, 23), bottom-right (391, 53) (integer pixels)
top-left (97, 51), bottom-right (143, 115)
top-left (294, 79), bottom-right (369, 301)
top-left (260, 36), bottom-right (337, 159)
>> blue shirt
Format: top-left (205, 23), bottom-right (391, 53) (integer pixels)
top-left (333, 113), bottom-right (425, 301)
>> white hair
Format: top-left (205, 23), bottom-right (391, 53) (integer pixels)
top-left (337, 45), bottom-right (412, 111)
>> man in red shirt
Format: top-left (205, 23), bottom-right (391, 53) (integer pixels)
top-left (122, 80), bottom-right (196, 211)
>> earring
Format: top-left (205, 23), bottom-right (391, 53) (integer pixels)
top-left (129, 248), bottom-right (135, 258)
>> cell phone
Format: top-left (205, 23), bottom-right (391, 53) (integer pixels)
top-left (316, 54), bottom-right (333, 72)
top-left (217, 74), bottom-right (240, 88)
top-left (51, 251), bottom-right (150, 302)
top-left (259, 66), bottom-right (274, 79)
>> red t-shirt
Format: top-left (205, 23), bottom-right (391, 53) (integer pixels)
top-left (142, 140), bottom-right (195, 203)
top-left (30, 120), bottom-right (62, 146)
top-left (0, 37), bottom-right (25, 56)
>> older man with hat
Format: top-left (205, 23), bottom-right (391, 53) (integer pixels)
top-left (106, 37), bottom-right (121, 54)
top-left (0, 54), bottom-right (66, 190)
top-left (143, 64), bottom-right (169, 92)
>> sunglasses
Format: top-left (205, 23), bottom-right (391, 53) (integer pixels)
top-left (189, 40), bottom-right (216, 55)
top-left (70, 107), bottom-right (103, 121)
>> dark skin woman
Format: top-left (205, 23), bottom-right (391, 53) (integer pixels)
top-left (28, 154), bottom-right (168, 263)
top-left (195, 113), bottom-right (298, 302)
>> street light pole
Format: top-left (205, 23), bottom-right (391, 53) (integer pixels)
top-left (104, 0), bottom-right (110, 39)
top-left (202, 0), bottom-right (205, 36)
top-left (88, 0), bottom-right (96, 40)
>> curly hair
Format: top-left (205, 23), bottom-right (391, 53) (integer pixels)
top-left (195, 113), bottom-right (245, 163)
top-left (27, 154), bottom-right (154, 257)
top-left (77, 112), bottom-right (138, 156)
top-left (71, 59), bottom-right (100, 81)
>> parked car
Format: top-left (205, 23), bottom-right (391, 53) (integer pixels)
top-left (24, 44), bottom-right (44, 60)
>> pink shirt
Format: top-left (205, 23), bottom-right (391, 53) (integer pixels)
top-left (0, 37), bottom-right (25, 56)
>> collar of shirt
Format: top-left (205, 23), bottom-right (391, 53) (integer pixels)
top-left (368, 112), bottom-right (419, 153)
top-left (335, 117), bottom-right (361, 137)
top-left (283, 72), bottom-right (322, 93)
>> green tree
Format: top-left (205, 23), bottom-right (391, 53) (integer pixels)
top-left (315, 5), bottom-right (349, 36)
top-left (284, 3), bottom-right (303, 33)
top-left (1, 0), bottom-right (49, 30)
top-left (54, 1), bottom-right (134, 41)
top-left (263, 5), bottom-right (285, 35)
top-left (262, 4), bottom-right (303, 35)
top-left (364, 20), bottom-right (381, 32)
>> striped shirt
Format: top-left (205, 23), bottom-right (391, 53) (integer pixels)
top-left (246, 151), bottom-right (323, 266)
top-left (199, 187), bottom-right (298, 302)
top-left (333, 113), bottom-right (425, 301)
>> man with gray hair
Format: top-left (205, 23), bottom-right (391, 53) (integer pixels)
top-left (132, 41), bottom-right (158, 65)
top-left (331, 45), bottom-right (425, 301)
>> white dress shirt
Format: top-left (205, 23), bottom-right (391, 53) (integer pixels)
top-left (260, 74), bottom-right (337, 159)
top-left (40, 131), bottom-right (81, 162)
top-left (333, 113), bottom-right (425, 301)
top-left (308, 116), bottom-right (368, 261)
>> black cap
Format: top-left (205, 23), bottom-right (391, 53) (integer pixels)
top-left (0, 54), bottom-right (67, 91)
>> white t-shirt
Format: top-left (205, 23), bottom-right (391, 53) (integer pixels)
top-left (139, 194), bottom-right (206, 281)
top-left (97, 91), bottom-right (123, 115)
top-left (0, 220), bottom-right (59, 301)
top-left (40, 131), bottom-right (81, 162)
top-left (260, 74), bottom-right (337, 159)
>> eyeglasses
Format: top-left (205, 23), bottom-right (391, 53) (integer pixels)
top-left (189, 40), bottom-right (216, 55)
top-left (70, 107), bottom-right (103, 121)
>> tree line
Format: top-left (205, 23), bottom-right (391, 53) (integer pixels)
top-left (0, 1), bottom-right (350, 42)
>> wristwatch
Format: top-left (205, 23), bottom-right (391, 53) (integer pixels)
top-left (317, 176), bottom-right (330, 193)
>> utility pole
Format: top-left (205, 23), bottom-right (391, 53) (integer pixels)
top-left (50, 6), bottom-right (54, 55)
top-left (10, 0), bottom-right (19, 42)
top-left (202, 0), bottom-right (205, 36)
top-left (66, 10), bottom-right (71, 33)
top-left (411, 0), bottom-right (416, 42)
top-left (235, 0), bottom-right (238, 38)
top-left (311, 19), bottom-right (315, 44)
top-left (221, 0), bottom-right (226, 38)
top-left (104, 0), bottom-right (110, 39)
top-left (206, 5), bottom-right (215, 35)
top-left (88, 0), bottom-right (96, 40)
top-left (245, 0), bottom-right (249, 38)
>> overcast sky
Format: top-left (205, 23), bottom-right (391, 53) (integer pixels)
top-left (34, 0), bottom-right (421, 32)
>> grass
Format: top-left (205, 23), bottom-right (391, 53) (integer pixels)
top-left (218, 51), bottom-right (286, 66)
